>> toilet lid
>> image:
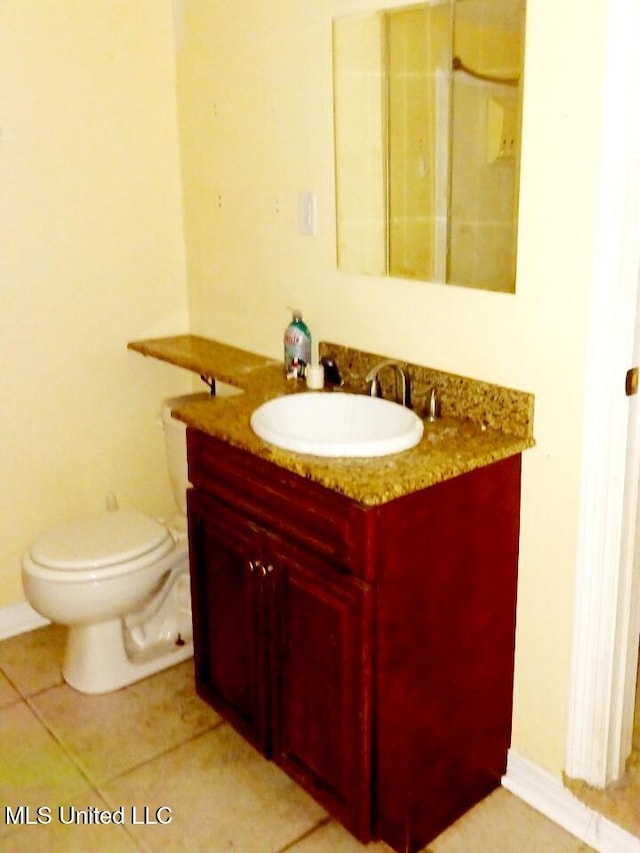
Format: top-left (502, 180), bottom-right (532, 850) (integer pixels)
top-left (30, 508), bottom-right (172, 571)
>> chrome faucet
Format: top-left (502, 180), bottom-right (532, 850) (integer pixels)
top-left (365, 360), bottom-right (413, 409)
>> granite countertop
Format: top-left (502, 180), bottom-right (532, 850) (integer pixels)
top-left (128, 335), bottom-right (534, 507)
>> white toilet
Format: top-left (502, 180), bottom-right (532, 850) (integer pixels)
top-left (21, 393), bottom-right (206, 694)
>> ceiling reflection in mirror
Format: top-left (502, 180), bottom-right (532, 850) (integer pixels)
top-left (333, 0), bottom-right (526, 293)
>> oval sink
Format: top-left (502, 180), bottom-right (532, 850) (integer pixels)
top-left (250, 392), bottom-right (424, 457)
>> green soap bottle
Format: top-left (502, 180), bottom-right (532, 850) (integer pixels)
top-left (284, 310), bottom-right (311, 379)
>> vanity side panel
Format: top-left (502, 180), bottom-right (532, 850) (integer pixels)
top-left (373, 455), bottom-right (521, 851)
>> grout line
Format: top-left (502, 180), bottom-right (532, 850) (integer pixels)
top-left (92, 721), bottom-right (230, 852)
top-left (274, 816), bottom-right (333, 852)
top-left (13, 660), bottom-right (227, 792)
top-left (0, 664), bottom-right (61, 701)
top-left (22, 692), bottom-right (99, 791)
top-left (5, 694), bottom-right (136, 843)
top-left (0, 667), bottom-right (24, 702)
top-left (0, 655), bottom-right (65, 702)
top-left (95, 719), bottom-right (228, 790)
top-left (14, 682), bottom-right (225, 852)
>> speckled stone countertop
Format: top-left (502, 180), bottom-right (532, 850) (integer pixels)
top-left (128, 335), bottom-right (534, 507)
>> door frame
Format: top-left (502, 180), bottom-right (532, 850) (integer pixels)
top-left (565, 0), bottom-right (640, 787)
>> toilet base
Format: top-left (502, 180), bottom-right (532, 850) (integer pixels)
top-left (63, 618), bottom-right (193, 694)
top-left (62, 555), bottom-right (194, 694)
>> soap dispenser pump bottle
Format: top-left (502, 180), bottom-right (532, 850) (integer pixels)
top-left (284, 310), bottom-right (311, 379)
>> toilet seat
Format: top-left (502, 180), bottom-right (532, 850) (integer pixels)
top-left (23, 508), bottom-right (174, 583)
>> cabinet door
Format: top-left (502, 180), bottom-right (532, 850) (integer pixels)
top-left (269, 537), bottom-right (373, 841)
top-left (187, 490), bottom-right (270, 752)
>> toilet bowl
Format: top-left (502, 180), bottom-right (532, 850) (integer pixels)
top-left (21, 393), bottom-right (208, 694)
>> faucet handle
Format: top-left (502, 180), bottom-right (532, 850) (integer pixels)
top-left (426, 387), bottom-right (441, 422)
top-left (368, 375), bottom-right (383, 398)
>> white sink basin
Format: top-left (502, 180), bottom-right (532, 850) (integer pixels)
top-left (250, 392), bottom-right (424, 457)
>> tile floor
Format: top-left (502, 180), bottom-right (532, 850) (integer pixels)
top-left (0, 624), bottom-right (596, 853)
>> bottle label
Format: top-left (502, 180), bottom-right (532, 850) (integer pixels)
top-left (284, 328), bottom-right (311, 378)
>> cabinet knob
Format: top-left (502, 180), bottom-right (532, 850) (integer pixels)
top-left (249, 560), bottom-right (274, 576)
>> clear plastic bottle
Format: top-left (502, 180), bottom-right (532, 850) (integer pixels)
top-left (284, 310), bottom-right (311, 379)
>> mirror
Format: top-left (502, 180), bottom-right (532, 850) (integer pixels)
top-left (333, 0), bottom-right (526, 293)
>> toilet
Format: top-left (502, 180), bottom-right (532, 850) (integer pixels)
top-left (21, 393), bottom-right (207, 694)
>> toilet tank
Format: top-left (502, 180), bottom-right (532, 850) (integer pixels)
top-left (162, 393), bottom-right (205, 515)
top-left (162, 385), bottom-right (243, 515)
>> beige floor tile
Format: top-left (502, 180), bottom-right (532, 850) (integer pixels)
top-left (1, 803), bottom-right (139, 852)
top-left (426, 789), bottom-right (594, 853)
top-left (99, 724), bottom-right (327, 852)
top-left (287, 819), bottom-right (392, 852)
top-left (0, 702), bottom-right (93, 840)
top-left (28, 660), bottom-right (220, 785)
top-left (0, 624), bottom-right (66, 696)
top-left (0, 671), bottom-right (21, 708)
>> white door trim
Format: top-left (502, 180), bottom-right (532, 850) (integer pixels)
top-left (565, 0), bottom-right (640, 787)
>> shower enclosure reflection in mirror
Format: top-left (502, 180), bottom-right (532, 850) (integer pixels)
top-left (333, 0), bottom-right (526, 292)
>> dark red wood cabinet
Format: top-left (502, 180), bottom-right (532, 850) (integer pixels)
top-left (186, 429), bottom-right (521, 852)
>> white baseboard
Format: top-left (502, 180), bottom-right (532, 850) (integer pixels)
top-left (503, 749), bottom-right (640, 853)
top-left (0, 602), bottom-right (49, 641)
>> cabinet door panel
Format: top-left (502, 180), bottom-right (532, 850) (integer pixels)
top-left (270, 540), bottom-right (373, 840)
top-left (188, 491), bottom-right (268, 751)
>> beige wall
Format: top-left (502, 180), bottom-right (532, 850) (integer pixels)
top-left (1, 1), bottom-right (191, 606)
top-left (175, 0), bottom-right (612, 779)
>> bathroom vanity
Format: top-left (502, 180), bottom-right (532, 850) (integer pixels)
top-left (128, 335), bottom-right (534, 852)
